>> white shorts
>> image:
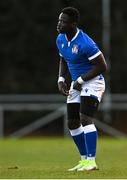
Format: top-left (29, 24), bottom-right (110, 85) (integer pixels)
top-left (67, 76), bottom-right (105, 103)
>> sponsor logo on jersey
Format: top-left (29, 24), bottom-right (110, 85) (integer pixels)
top-left (62, 43), bottom-right (64, 48)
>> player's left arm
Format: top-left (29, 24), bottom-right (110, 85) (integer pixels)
top-left (73, 53), bottom-right (108, 90)
top-left (82, 53), bottom-right (108, 81)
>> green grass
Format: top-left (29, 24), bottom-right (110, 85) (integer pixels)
top-left (0, 137), bottom-right (127, 179)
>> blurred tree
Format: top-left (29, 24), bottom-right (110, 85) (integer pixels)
top-left (111, 0), bottom-right (127, 93)
top-left (0, 0), bottom-right (61, 93)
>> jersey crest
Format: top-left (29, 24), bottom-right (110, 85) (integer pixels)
top-left (72, 45), bottom-right (78, 54)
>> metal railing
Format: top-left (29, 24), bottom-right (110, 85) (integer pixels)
top-left (0, 94), bottom-right (127, 138)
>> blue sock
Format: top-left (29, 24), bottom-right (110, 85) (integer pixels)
top-left (84, 124), bottom-right (98, 159)
top-left (70, 126), bottom-right (87, 159)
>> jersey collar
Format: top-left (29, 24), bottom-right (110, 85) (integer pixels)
top-left (65, 28), bottom-right (80, 43)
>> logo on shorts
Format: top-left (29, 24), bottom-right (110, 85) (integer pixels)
top-left (85, 88), bottom-right (88, 93)
top-left (72, 45), bottom-right (78, 54)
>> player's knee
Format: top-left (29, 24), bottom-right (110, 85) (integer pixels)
top-left (80, 96), bottom-right (99, 126)
top-left (80, 113), bottom-right (93, 126)
top-left (80, 96), bottom-right (99, 118)
top-left (67, 103), bottom-right (80, 129)
top-left (67, 118), bottom-right (80, 130)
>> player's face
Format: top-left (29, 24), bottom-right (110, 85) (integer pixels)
top-left (57, 13), bottom-right (74, 34)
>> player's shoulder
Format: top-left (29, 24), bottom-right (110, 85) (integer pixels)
top-left (79, 29), bottom-right (93, 41)
top-left (56, 34), bottom-right (65, 48)
top-left (56, 33), bottom-right (65, 42)
top-left (79, 29), bottom-right (96, 48)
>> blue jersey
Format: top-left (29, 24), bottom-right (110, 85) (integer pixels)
top-left (56, 29), bottom-right (102, 81)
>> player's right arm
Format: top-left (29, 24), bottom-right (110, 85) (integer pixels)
top-left (57, 57), bottom-right (69, 96)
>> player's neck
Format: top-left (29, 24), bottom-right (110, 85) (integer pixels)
top-left (66, 28), bottom-right (77, 41)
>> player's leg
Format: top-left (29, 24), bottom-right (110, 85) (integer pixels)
top-left (77, 76), bottom-right (105, 171)
top-left (67, 103), bottom-right (87, 171)
top-left (67, 103), bottom-right (87, 159)
top-left (77, 96), bottom-right (99, 171)
top-left (67, 83), bottom-right (87, 171)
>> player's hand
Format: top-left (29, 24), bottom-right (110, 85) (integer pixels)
top-left (58, 81), bottom-right (69, 96)
top-left (73, 81), bottom-right (82, 91)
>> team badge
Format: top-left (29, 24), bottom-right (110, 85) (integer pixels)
top-left (72, 45), bottom-right (78, 54)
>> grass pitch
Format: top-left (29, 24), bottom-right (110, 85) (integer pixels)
top-left (0, 137), bottom-right (127, 179)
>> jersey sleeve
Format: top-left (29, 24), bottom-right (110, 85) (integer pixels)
top-left (56, 36), bottom-right (63, 57)
top-left (84, 34), bottom-right (101, 61)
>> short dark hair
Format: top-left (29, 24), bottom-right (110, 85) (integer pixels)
top-left (61, 7), bottom-right (80, 23)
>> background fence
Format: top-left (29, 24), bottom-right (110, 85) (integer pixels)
top-left (0, 94), bottom-right (127, 138)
